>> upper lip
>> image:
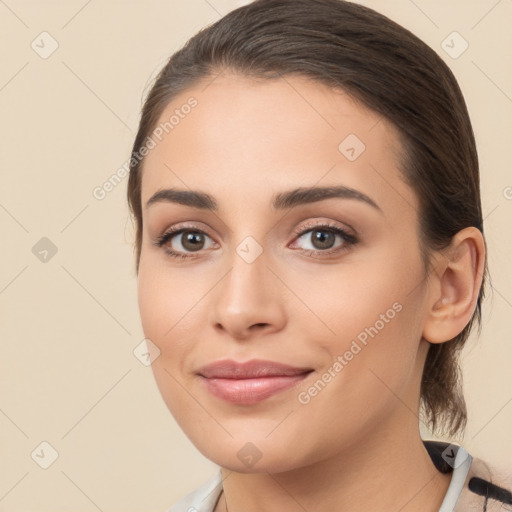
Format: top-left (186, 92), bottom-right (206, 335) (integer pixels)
top-left (197, 359), bottom-right (313, 379)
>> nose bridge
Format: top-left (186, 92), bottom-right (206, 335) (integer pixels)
top-left (224, 233), bottom-right (272, 304)
top-left (221, 213), bottom-right (272, 286)
top-left (209, 230), bottom-right (286, 336)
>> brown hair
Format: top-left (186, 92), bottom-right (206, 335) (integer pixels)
top-left (127, 0), bottom-right (489, 439)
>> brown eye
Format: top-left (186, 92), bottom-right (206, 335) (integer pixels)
top-left (179, 230), bottom-right (207, 252)
top-left (154, 226), bottom-right (216, 259)
top-left (309, 229), bottom-right (336, 250)
top-left (291, 222), bottom-right (358, 257)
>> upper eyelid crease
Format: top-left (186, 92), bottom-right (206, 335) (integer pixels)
top-left (144, 185), bottom-right (383, 215)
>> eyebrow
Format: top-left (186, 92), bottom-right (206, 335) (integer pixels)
top-left (144, 185), bottom-right (382, 213)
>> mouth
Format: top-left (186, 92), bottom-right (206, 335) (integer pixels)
top-left (196, 359), bottom-right (314, 404)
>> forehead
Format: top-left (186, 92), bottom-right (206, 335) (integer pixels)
top-left (139, 73), bottom-right (416, 218)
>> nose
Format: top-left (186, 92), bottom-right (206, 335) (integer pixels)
top-left (208, 247), bottom-right (287, 341)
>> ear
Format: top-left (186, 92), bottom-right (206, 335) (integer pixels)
top-left (422, 227), bottom-right (486, 344)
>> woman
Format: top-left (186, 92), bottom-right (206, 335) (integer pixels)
top-left (126, 0), bottom-right (512, 510)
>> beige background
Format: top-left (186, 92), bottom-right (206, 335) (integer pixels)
top-left (0, 0), bottom-right (511, 510)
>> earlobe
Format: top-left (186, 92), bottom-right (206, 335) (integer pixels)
top-left (422, 227), bottom-right (485, 344)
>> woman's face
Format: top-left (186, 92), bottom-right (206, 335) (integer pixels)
top-left (137, 73), bottom-right (433, 472)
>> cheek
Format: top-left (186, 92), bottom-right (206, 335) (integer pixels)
top-left (300, 245), bottom-right (426, 393)
top-left (137, 261), bottom-right (194, 411)
top-left (137, 264), bottom-right (170, 344)
top-left (303, 249), bottom-right (423, 347)
top-left (136, 255), bottom-right (219, 394)
top-left (137, 261), bottom-right (201, 426)
top-left (290, 293), bottom-right (423, 454)
top-left (137, 255), bottom-right (202, 348)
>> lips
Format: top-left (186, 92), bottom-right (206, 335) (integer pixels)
top-left (196, 359), bottom-right (313, 379)
top-left (196, 359), bottom-right (314, 404)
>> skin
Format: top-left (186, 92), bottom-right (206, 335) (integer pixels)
top-left (136, 72), bottom-right (485, 512)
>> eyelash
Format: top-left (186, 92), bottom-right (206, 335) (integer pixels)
top-left (153, 221), bottom-right (358, 260)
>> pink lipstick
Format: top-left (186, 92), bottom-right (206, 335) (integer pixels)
top-left (196, 359), bottom-right (313, 404)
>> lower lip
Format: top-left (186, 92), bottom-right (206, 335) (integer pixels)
top-left (199, 373), bottom-right (312, 404)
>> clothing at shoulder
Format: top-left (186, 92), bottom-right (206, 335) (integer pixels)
top-left (424, 440), bottom-right (512, 512)
top-left (165, 470), bottom-right (222, 512)
top-left (165, 441), bottom-right (512, 512)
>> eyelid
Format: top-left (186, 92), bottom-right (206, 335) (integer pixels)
top-left (154, 219), bottom-right (353, 243)
top-left (292, 219), bottom-right (356, 238)
top-left (152, 221), bottom-right (216, 246)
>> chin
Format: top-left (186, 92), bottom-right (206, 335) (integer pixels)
top-left (191, 436), bottom-right (309, 474)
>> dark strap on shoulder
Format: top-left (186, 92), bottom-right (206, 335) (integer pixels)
top-left (423, 440), bottom-right (455, 474)
top-left (469, 476), bottom-right (512, 505)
